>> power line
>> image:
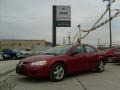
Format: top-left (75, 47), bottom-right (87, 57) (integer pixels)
top-left (73, 2), bottom-right (120, 43)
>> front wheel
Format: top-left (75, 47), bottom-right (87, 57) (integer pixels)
top-left (50, 63), bottom-right (65, 82)
top-left (96, 60), bottom-right (105, 72)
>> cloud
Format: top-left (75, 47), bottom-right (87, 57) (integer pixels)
top-left (0, 0), bottom-right (120, 45)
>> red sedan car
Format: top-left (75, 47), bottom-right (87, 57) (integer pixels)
top-left (105, 48), bottom-right (120, 63)
top-left (16, 44), bottom-right (106, 81)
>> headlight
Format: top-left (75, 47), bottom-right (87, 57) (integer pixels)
top-left (17, 61), bottom-right (20, 64)
top-left (31, 60), bottom-right (47, 66)
top-left (17, 61), bottom-right (22, 65)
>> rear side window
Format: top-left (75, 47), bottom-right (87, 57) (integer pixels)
top-left (85, 45), bottom-right (97, 53)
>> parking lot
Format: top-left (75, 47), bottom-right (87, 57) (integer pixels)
top-left (0, 61), bottom-right (120, 90)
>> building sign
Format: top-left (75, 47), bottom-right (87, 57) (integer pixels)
top-left (56, 6), bottom-right (71, 27)
top-left (52, 5), bottom-right (71, 47)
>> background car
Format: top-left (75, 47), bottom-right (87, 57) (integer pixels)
top-left (105, 48), bottom-right (120, 63)
top-left (2, 49), bottom-right (17, 60)
top-left (0, 52), bottom-right (3, 60)
top-left (12, 49), bottom-right (26, 59)
top-left (2, 48), bottom-right (33, 60)
top-left (16, 44), bottom-right (106, 81)
top-left (20, 50), bottom-right (32, 58)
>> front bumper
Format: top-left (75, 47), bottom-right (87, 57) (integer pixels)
top-left (107, 57), bottom-right (120, 63)
top-left (16, 64), bottom-right (50, 78)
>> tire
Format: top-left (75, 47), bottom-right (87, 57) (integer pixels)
top-left (3, 56), bottom-right (8, 60)
top-left (107, 57), bottom-right (113, 63)
top-left (96, 60), bottom-right (105, 72)
top-left (12, 56), bottom-right (17, 60)
top-left (50, 63), bottom-right (65, 82)
top-left (0, 57), bottom-right (3, 61)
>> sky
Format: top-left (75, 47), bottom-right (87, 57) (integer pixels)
top-left (0, 0), bottom-right (120, 46)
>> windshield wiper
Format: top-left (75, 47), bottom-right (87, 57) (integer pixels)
top-left (44, 53), bottom-right (58, 55)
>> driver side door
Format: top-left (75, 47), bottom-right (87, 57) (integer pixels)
top-left (67, 45), bottom-right (87, 73)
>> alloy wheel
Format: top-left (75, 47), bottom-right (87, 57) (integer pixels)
top-left (50, 63), bottom-right (65, 81)
top-left (96, 60), bottom-right (105, 72)
top-left (98, 61), bottom-right (104, 71)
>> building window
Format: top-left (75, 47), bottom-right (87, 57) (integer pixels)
top-left (37, 43), bottom-right (40, 45)
top-left (19, 43), bottom-right (22, 46)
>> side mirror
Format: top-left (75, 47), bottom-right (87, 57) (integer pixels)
top-left (70, 51), bottom-right (79, 56)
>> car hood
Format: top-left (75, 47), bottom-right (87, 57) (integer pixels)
top-left (22, 54), bottom-right (55, 62)
top-left (22, 55), bottom-right (54, 62)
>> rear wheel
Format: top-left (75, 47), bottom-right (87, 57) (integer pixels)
top-left (108, 57), bottom-right (113, 63)
top-left (96, 60), bottom-right (105, 72)
top-left (50, 63), bottom-right (65, 82)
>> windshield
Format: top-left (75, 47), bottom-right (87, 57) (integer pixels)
top-left (44, 46), bottom-right (72, 55)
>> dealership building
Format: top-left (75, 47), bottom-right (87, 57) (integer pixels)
top-left (0, 39), bottom-right (52, 51)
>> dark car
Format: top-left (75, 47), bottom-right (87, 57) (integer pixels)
top-left (16, 44), bottom-right (106, 81)
top-left (105, 48), bottom-right (120, 63)
top-left (2, 49), bottom-right (17, 60)
top-left (2, 49), bottom-right (28, 60)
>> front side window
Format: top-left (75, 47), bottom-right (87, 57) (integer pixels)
top-left (85, 45), bottom-right (97, 53)
top-left (72, 45), bottom-right (85, 54)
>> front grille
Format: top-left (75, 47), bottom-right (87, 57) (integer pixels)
top-left (16, 61), bottom-right (28, 74)
top-left (18, 61), bottom-right (28, 65)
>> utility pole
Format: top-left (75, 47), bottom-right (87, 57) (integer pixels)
top-left (67, 32), bottom-right (71, 45)
top-left (97, 38), bottom-right (100, 49)
top-left (103, 0), bottom-right (112, 48)
top-left (108, 0), bottom-right (112, 48)
top-left (77, 24), bottom-right (81, 44)
top-left (63, 37), bottom-right (66, 45)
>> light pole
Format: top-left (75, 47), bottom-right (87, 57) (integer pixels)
top-left (103, 0), bottom-right (112, 48)
top-left (77, 24), bottom-right (81, 44)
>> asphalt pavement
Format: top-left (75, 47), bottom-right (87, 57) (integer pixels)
top-left (0, 61), bottom-right (120, 90)
top-left (0, 60), bottom-right (18, 77)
